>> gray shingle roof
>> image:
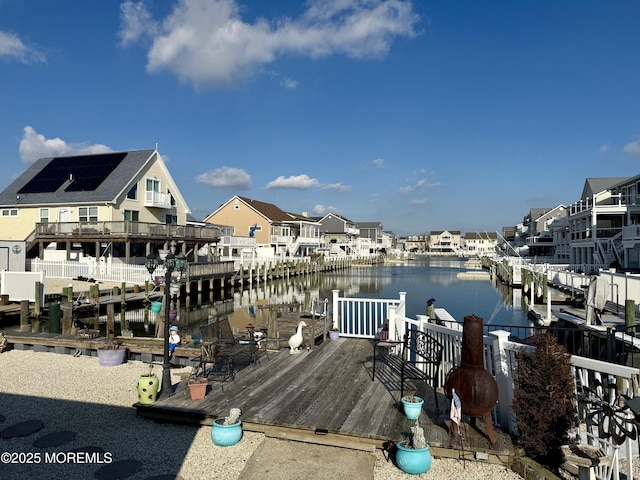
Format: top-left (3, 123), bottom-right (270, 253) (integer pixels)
top-left (0, 150), bottom-right (155, 207)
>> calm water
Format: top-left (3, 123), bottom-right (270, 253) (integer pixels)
top-left (314, 257), bottom-right (530, 327)
top-left (90, 256), bottom-right (530, 337)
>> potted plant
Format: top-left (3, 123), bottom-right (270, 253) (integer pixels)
top-left (187, 373), bottom-right (209, 400)
top-left (329, 327), bottom-right (340, 341)
top-left (97, 338), bottom-right (127, 366)
top-left (400, 395), bottom-right (424, 420)
top-left (137, 364), bottom-right (159, 405)
top-left (395, 420), bottom-right (432, 475)
top-left (211, 408), bottom-right (242, 446)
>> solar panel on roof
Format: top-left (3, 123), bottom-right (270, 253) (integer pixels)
top-left (17, 152), bottom-right (127, 194)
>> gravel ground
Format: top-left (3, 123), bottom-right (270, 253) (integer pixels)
top-left (0, 349), bottom-right (531, 480)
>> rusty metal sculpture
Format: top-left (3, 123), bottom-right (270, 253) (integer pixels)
top-left (444, 315), bottom-right (499, 444)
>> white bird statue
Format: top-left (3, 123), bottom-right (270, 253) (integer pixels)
top-left (288, 321), bottom-right (307, 354)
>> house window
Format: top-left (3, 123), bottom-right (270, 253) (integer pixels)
top-left (165, 214), bottom-right (177, 225)
top-left (79, 206), bottom-right (98, 222)
top-left (146, 178), bottom-right (160, 193)
top-left (168, 190), bottom-right (176, 206)
top-left (124, 210), bottom-right (139, 222)
top-left (234, 205), bottom-right (240, 210)
top-left (1, 208), bottom-right (18, 217)
top-left (127, 184), bottom-right (138, 200)
top-left (39, 208), bottom-right (49, 223)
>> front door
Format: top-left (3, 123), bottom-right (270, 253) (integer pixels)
top-left (58, 208), bottom-right (71, 234)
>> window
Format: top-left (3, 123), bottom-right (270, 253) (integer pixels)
top-left (39, 208), bottom-right (49, 223)
top-left (79, 206), bottom-right (98, 222)
top-left (146, 178), bottom-right (160, 192)
top-left (1, 208), bottom-right (18, 217)
top-left (124, 210), bottom-right (139, 222)
top-left (165, 214), bottom-right (177, 225)
top-left (127, 184), bottom-right (138, 200)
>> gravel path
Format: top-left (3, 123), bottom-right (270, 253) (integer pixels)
top-left (0, 350), bottom-right (527, 480)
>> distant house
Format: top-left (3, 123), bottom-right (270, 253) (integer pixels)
top-left (357, 222), bottom-right (385, 253)
top-left (462, 232), bottom-right (498, 256)
top-left (428, 230), bottom-right (461, 254)
top-left (317, 213), bottom-right (360, 256)
top-left (203, 196), bottom-right (321, 258)
top-left (0, 149), bottom-right (217, 268)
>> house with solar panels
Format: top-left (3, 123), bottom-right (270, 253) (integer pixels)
top-left (0, 148), bottom-right (220, 271)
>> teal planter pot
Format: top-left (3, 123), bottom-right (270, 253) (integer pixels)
top-left (150, 302), bottom-right (162, 313)
top-left (400, 396), bottom-right (424, 420)
top-left (395, 440), bottom-right (432, 475)
top-left (211, 418), bottom-right (242, 446)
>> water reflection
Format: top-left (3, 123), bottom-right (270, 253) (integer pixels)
top-left (103, 257), bottom-right (531, 338)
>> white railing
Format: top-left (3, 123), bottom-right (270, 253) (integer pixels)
top-left (376, 294), bottom-right (639, 480)
top-left (0, 270), bottom-right (45, 302)
top-left (331, 289), bottom-right (404, 338)
top-left (29, 259), bottom-right (150, 285)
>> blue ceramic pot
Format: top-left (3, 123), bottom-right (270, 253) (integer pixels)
top-left (211, 418), bottom-right (242, 446)
top-left (401, 396), bottom-right (424, 420)
top-left (396, 440), bottom-right (432, 475)
top-left (151, 301), bottom-right (162, 313)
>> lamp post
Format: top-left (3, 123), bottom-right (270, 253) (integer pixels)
top-left (145, 249), bottom-right (187, 396)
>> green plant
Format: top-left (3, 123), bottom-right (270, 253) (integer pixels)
top-left (224, 408), bottom-right (241, 425)
top-left (512, 333), bottom-right (578, 469)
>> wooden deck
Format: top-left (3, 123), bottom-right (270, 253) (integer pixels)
top-left (136, 337), bottom-right (516, 464)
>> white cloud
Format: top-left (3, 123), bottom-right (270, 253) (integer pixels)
top-left (280, 77), bottom-right (299, 89)
top-left (312, 204), bottom-right (341, 215)
top-left (410, 198), bottom-right (427, 206)
top-left (195, 166), bottom-right (251, 188)
top-left (118, 1), bottom-right (158, 47)
top-left (266, 174), bottom-right (319, 189)
top-left (623, 141), bottom-right (640, 156)
top-left (118, 0), bottom-right (419, 89)
top-left (321, 182), bottom-right (351, 191)
top-left (0, 30), bottom-right (46, 64)
top-left (19, 126), bottom-right (111, 164)
top-left (371, 158), bottom-right (385, 168)
top-left (598, 144), bottom-right (609, 153)
top-left (399, 177), bottom-right (441, 194)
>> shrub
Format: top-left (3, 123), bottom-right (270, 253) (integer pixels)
top-left (512, 333), bottom-right (577, 469)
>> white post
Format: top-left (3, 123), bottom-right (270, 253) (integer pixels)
top-left (490, 330), bottom-right (515, 434)
top-left (398, 291), bottom-right (406, 318)
top-left (531, 280), bottom-right (535, 307)
top-left (547, 287), bottom-right (551, 321)
top-left (332, 289), bottom-right (340, 331)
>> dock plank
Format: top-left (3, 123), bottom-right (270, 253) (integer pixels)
top-left (137, 337), bottom-right (514, 459)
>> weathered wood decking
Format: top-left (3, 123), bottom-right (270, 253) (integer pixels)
top-left (136, 338), bottom-right (515, 463)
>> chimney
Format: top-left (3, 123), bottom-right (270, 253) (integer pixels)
top-left (302, 212), bottom-right (308, 218)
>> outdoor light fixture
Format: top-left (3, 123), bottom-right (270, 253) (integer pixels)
top-left (145, 247), bottom-right (187, 396)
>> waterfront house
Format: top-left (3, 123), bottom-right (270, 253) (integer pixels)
top-left (566, 176), bottom-right (640, 271)
top-left (427, 230), bottom-right (461, 254)
top-left (357, 221), bottom-right (387, 254)
top-left (523, 205), bottom-right (568, 260)
top-left (203, 196), bottom-right (321, 259)
top-left (0, 149), bottom-right (220, 270)
top-left (461, 232), bottom-right (498, 256)
top-left (316, 213), bottom-right (360, 256)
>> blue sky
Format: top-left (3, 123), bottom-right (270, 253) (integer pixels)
top-left (1, 0), bottom-right (640, 237)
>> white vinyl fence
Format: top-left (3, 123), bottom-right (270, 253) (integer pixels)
top-left (29, 259), bottom-right (151, 285)
top-left (0, 270), bottom-right (45, 302)
top-left (333, 290), bottom-right (639, 480)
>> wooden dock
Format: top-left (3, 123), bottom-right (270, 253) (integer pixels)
top-left (136, 338), bottom-right (515, 464)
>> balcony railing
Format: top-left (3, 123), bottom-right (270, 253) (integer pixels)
top-left (35, 221), bottom-right (221, 242)
top-left (144, 191), bottom-right (172, 208)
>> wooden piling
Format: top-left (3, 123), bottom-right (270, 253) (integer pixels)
top-left (107, 303), bottom-right (115, 338)
top-left (20, 300), bottom-right (30, 332)
top-left (625, 299), bottom-right (635, 336)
